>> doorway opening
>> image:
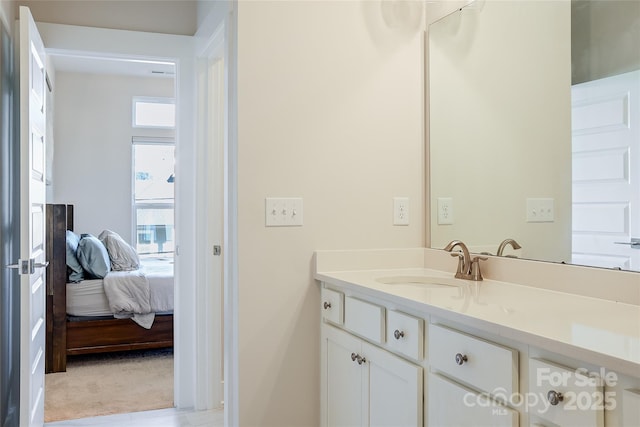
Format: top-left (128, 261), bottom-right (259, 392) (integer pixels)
top-left (16, 12), bottom-right (226, 424)
top-left (42, 53), bottom-right (180, 422)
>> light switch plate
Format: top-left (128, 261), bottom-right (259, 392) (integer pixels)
top-left (265, 198), bottom-right (303, 226)
top-left (393, 197), bottom-right (409, 226)
top-left (526, 198), bottom-right (554, 222)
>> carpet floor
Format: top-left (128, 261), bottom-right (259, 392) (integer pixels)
top-left (44, 348), bottom-right (174, 422)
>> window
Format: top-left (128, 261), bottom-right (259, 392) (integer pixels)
top-left (132, 97), bottom-right (175, 128)
top-left (133, 140), bottom-right (175, 259)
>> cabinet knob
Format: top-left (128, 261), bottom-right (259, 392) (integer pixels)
top-left (350, 352), bottom-right (366, 365)
top-left (393, 329), bottom-right (405, 340)
top-left (547, 390), bottom-right (564, 406)
top-left (323, 301), bottom-right (331, 309)
top-left (455, 353), bottom-right (468, 365)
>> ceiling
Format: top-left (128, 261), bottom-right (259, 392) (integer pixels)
top-left (16, 0), bottom-right (188, 79)
top-left (50, 54), bottom-right (176, 79)
top-left (15, 0), bottom-right (198, 36)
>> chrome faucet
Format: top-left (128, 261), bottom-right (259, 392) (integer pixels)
top-left (497, 238), bottom-right (522, 257)
top-left (443, 240), bottom-right (487, 281)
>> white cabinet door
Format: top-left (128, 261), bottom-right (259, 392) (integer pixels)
top-left (427, 373), bottom-right (518, 427)
top-left (365, 342), bottom-right (423, 427)
top-left (324, 326), bottom-right (365, 427)
top-left (322, 325), bottom-right (423, 427)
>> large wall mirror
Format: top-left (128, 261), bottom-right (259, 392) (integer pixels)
top-left (429, 0), bottom-right (640, 272)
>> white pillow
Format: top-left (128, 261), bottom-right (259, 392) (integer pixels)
top-left (98, 230), bottom-right (140, 271)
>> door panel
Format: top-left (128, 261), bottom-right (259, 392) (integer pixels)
top-left (19, 6), bottom-right (47, 427)
top-left (365, 342), bottom-right (422, 427)
top-left (324, 326), bottom-right (364, 427)
top-left (572, 70), bottom-right (640, 270)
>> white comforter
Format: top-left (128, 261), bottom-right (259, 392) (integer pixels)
top-left (103, 270), bottom-right (155, 329)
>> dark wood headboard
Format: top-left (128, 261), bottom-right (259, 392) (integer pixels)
top-left (45, 204), bottom-right (73, 373)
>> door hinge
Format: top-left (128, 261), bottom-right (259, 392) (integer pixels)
top-left (213, 245), bottom-right (222, 256)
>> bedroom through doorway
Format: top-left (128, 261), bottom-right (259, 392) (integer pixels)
top-left (43, 53), bottom-right (179, 422)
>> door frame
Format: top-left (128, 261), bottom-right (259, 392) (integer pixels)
top-left (195, 4), bottom-right (238, 424)
top-left (0, 14), bottom-right (19, 427)
top-left (32, 21), bottom-right (212, 410)
top-left (194, 20), bottom-right (226, 411)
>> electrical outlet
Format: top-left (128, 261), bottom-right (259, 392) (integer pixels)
top-left (265, 198), bottom-right (303, 226)
top-left (526, 198), bottom-right (554, 223)
top-left (437, 197), bottom-right (453, 225)
top-left (393, 197), bottom-right (409, 226)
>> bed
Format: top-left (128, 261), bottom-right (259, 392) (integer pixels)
top-left (45, 204), bottom-right (174, 373)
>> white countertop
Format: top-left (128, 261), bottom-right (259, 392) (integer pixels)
top-left (316, 267), bottom-right (640, 378)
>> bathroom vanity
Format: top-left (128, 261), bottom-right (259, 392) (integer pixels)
top-left (315, 249), bottom-right (640, 427)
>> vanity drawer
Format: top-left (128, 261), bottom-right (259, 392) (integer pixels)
top-left (427, 372), bottom-right (518, 427)
top-left (386, 310), bottom-right (423, 361)
top-left (321, 288), bottom-right (344, 325)
top-left (528, 358), bottom-right (603, 427)
top-left (344, 296), bottom-right (385, 344)
top-left (429, 324), bottom-right (518, 396)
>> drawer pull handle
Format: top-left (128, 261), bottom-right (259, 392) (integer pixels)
top-left (323, 302), bottom-right (331, 309)
top-left (547, 390), bottom-right (564, 406)
top-left (455, 353), bottom-right (468, 365)
top-left (350, 352), bottom-right (366, 365)
top-left (393, 329), bottom-right (405, 340)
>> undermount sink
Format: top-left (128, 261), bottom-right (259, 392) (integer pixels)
top-left (375, 275), bottom-right (463, 288)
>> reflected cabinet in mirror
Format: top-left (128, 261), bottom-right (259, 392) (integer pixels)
top-left (429, 0), bottom-right (640, 271)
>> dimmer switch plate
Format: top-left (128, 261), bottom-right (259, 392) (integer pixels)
top-left (265, 198), bottom-right (303, 227)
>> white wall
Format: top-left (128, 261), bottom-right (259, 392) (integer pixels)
top-left (0, 0), bottom-right (12, 32)
top-left (572, 0), bottom-right (640, 84)
top-left (236, 1), bottom-right (425, 425)
top-left (52, 72), bottom-right (174, 243)
top-left (429, 0), bottom-right (572, 262)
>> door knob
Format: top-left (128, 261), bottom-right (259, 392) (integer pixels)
top-left (5, 259), bottom-right (48, 275)
top-left (614, 238), bottom-right (640, 249)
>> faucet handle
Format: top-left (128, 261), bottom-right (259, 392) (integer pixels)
top-left (470, 256), bottom-right (487, 281)
top-left (450, 252), bottom-right (465, 277)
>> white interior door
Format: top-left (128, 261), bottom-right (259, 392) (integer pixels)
top-left (572, 70), bottom-right (640, 270)
top-left (18, 6), bottom-right (47, 426)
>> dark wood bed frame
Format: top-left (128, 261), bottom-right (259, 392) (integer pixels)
top-left (45, 204), bottom-right (174, 373)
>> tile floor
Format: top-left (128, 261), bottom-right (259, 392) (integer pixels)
top-left (45, 408), bottom-right (224, 427)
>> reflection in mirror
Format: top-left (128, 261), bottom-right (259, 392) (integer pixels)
top-left (429, 0), bottom-right (640, 272)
